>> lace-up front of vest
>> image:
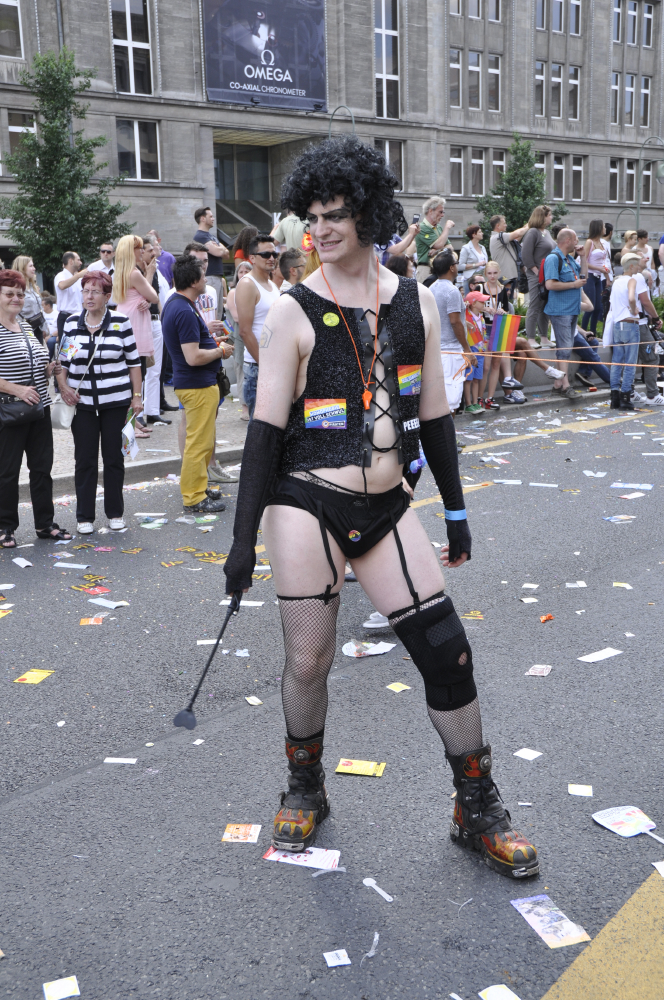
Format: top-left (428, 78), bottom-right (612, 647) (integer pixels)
top-left (280, 277), bottom-right (425, 475)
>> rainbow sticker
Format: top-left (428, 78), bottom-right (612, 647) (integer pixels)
top-left (304, 398), bottom-right (347, 429)
top-left (348, 529), bottom-right (361, 542)
top-left (397, 364), bottom-right (422, 396)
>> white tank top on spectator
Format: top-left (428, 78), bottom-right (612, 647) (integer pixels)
top-left (244, 273), bottom-right (279, 363)
top-left (611, 272), bottom-right (648, 324)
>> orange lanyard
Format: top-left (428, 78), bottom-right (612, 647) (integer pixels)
top-left (320, 263), bottom-right (380, 411)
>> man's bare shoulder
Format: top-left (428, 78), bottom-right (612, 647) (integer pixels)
top-left (259, 290), bottom-right (312, 350)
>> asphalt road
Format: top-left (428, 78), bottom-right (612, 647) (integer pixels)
top-left (1, 397), bottom-right (663, 1000)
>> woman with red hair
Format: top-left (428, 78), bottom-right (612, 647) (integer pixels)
top-left (59, 270), bottom-right (143, 534)
top-left (0, 270), bottom-right (72, 547)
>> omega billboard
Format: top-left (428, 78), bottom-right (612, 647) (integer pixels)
top-left (202, 0), bottom-right (327, 112)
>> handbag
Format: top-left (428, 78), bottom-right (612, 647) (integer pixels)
top-left (50, 332), bottom-right (102, 431)
top-left (217, 366), bottom-right (231, 398)
top-left (0, 331), bottom-right (45, 429)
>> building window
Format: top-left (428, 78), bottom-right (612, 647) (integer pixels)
top-left (488, 55), bottom-right (500, 111)
top-left (642, 161), bottom-right (652, 204)
top-left (468, 51), bottom-right (481, 109)
top-left (112, 0), bottom-right (152, 95)
top-left (375, 138), bottom-right (403, 191)
top-left (535, 61), bottom-right (545, 116)
top-left (469, 0), bottom-right (481, 18)
top-left (553, 155), bottom-right (564, 199)
top-left (375, 0), bottom-right (399, 119)
top-left (7, 110), bottom-right (34, 155)
top-left (613, 0), bottom-right (621, 40)
top-left (471, 148), bottom-right (484, 195)
top-left (568, 67), bottom-right (580, 120)
top-left (610, 72), bottom-right (620, 124)
top-left (450, 48), bottom-right (462, 107)
top-left (625, 74), bottom-right (634, 125)
top-left (492, 149), bottom-right (505, 187)
top-left (552, 0), bottom-right (563, 31)
top-left (116, 119), bottom-right (159, 180)
top-left (643, 3), bottom-right (653, 46)
top-left (609, 159), bottom-right (619, 202)
top-left (626, 0), bottom-right (637, 43)
top-left (551, 63), bottom-right (562, 118)
top-left (450, 0), bottom-right (461, 14)
top-left (450, 146), bottom-right (463, 195)
top-left (214, 143), bottom-right (269, 200)
top-left (570, 0), bottom-right (581, 34)
top-left (0, 0), bottom-right (22, 58)
top-left (625, 159), bottom-right (635, 201)
top-left (536, 0), bottom-right (546, 27)
top-left (572, 156), bottom-right (583, 200)
top-left (535, 152), bottom-right (546, 185)
top-left (640, 76), bottom-right (650, 127)
top-left (489, 0), bottom-right (500, 21)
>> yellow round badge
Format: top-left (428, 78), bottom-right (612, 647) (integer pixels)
top-left (323, 312), bottom-right (340, 327)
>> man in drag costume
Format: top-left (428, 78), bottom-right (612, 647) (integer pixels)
top-left (224, 136), bottom-right (538, 880)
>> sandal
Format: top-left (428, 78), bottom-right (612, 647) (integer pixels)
top-left (36, 524), bottom-right (73, 541)
top-left (135, 427), bottom-right (151, 438)
top-left (0, 531), bottom-right (16, 548)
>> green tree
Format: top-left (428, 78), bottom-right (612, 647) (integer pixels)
top-left (1, 48), bottom-right (132, 274)
top-left (475, 133), bottom-right (566, 242)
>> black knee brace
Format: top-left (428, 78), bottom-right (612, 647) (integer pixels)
top-left (388, 592), bottom-right (477, 711)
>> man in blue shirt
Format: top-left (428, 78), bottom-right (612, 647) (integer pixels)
top-left (544, 228), bottom-right (587, 399)
top-left (161, 256), bottom-right (232, 514)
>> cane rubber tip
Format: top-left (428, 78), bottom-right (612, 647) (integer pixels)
top-left (173, 709), bottom-right (197, 730)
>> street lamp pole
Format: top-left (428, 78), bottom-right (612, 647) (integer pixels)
top-left (327, 106), bottom-right (356, 139)
top-left (636, 134), bottom-right (664, 229)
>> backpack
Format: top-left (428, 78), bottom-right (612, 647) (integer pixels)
top-left (538, 251), bottom-right (563, 304)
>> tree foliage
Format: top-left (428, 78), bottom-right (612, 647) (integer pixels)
top-left (1, 48), bottom-right (132, 274)
top-left (475, 133), bottom-right (566, 241)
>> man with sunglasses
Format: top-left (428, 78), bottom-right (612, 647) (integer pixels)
top-left (234, 233), bottom-right (280, 419)
top-left (87, 242), bottom-right (115, 276)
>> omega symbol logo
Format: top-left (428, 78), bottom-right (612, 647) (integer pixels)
top-left (260, 49), bottom-right (275, 66)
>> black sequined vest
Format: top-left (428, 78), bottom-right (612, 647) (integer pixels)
top-left (279, 277), bottom-right (425, 474)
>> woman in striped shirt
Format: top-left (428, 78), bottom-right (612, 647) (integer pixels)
top-left (0, 269), bottom-right (72, 548)
top-left (60, 271), bottom-right (143, 534)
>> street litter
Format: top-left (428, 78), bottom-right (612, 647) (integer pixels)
top-left (520, 597), bottom-right (539, 604)
top-left (88, 598), bottom-right (129, 609)
top-left (0, 610), bottom-right (12, 620)
top-left (642, 452), bottom-right (664, 456)
top-left (11, 557), bottom-right (32, 568)
top-left (592, 805), bottom-right (664, 845)
top-left (264, 845), bottom-right (340, 869)
top-left (447, 896), bottom-right (472, 916)
top-left (540, 614), bottom-right (554, 622)
top-left (565, 581), bottom-right (587, 588)
top-left (236, 649), bottom-right (250, 657)
top-left (518, 803), bottom-right (533, 807)
top-left (613, 582), bottom-right (633, 589)
top-left (342, 639), bottom-right (396, 657)
top-left (0, 584), bottom-right (15, 590)
top-left (569, 784), bottom-right (593, 796)
top-left (103, 757), bottom-right (137, 764)
top-left (336, 758), bottom-right (386, 776)
top-left (80, 617), bottom-right (105, 625)
top-left (14, 669), bottom-right (53, 684)
top-left (198, 526), bottom-right (214, 532)
top-left (245, 696), bottom-right (263, 706)
top-left (522, 583), bottom-right (539, 589)
top-left (482, 456), bottom-right (510, 464)
top-left (530, 482), bottom-right (558, 488)
top-left (49, 551), bottom-right (74, 558)
top-left (161, 561), bottom-right (184, 568)
top-left (176, 516), bottom-right (197, 524)
top-left (145, 448), bottom-right (170, 453)
top-left (578, 647), bottom-right (622, 662)
top-left (0, 604), bottom-right (13, 610)
top-left (223, 824), bottom-right (261, 842)
top-left (513, 748), bottom-right (542, 761)
top-left (625, 632), bottom-right (635, 637)
top-left (478, 986), bottom-right (522, 1000)
top-left (603, 515), bottom-right (636, 523)
top-left (324, 949), bottom-right (351, 968)
top-left (493, 479), bottom-right (522, 485)
top-left (360, 931), bottom-right (379, 967)
top-left (121, 548), bottom-right (142, 554)
top-left (219, 599), bottom-right (264, 607)
top-left (312, 866), bottom-right (347, 877)
top-left (192, 738), bottom-right (204, 745)
top-left (510, 895), bottom-right (590, 948)
top-left (134, 512), bottom-right (165, 517)
top-left (57, 720), bottom-right (65, 727)
top-left (619, 492), bottom-right (645, 499)
top-left (386, 682), bottom-right (411, 693)
top-left (54, 563), bottom-right (89, 569)
top-left (363, 877), bottom-right (393, 902)
top-left (583, 470), bottom-right (606, 477)
top-left (610, 482), bottom-right (653, 489)
top-left (525, 665), bottom-right (552, 676)
top-left (575, 610), bottom-right (586, 615)
top-left (42, 975), bottom-right (81, 1000)
top-left (545, 418), bottom-right (561, 426)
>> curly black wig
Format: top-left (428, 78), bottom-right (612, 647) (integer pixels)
top-left (281, 135), bottom-right (406, 247)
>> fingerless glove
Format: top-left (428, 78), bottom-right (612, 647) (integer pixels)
top-left (419, 413), bottom-right (471, 562)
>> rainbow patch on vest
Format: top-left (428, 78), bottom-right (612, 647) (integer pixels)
top-left (304, 398), bottom-right (347, 429)
top-left (397, 364), bottom-right (422, 396)
top-left (348, 529), bottom-right (361, 542)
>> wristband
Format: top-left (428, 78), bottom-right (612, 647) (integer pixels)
top-left (444, 508), bottom-right (467, 520)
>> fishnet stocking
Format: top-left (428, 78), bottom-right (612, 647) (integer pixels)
top-left (427, 696), bottom-right (484, 756)
top-left (278, 594), bottom-right (340, 739)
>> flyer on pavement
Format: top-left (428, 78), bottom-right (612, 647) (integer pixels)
top-left (263, 846), bottom-right (340, 870)
top-left (510, 895), bottom-right (590, 948)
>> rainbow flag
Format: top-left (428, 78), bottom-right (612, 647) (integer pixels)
top-left (487, 313), bottom-right (520, 353)
top-left (465, 312), bottom-right (485, 348)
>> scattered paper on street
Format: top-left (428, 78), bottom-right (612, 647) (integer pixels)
top-left (478, 986), bottom-right (522, 1000)
top-left (80, 617), bottom-right (104, 625)
top-left (529, 482), bottom-right (558, 488)
top-left (578, 647), bottom-right (622, 662)
top-left (103, 757), bottom-right (137, 764)
top-left (386, 682), bottom-right (411, 693)
top-left (263, 845), bottom-right (340, 870)
top-left (583, 470), bottom-right (606, 478)
top-left (336, 758), bottom-right (386, 776)
top-left (14, 669), bottom-right (53, 684)
top-left (565, 581), bottom-right (587, 588)
top-left (613, 582), bottom-right (633, 589)
top-left (521, 583), bottom-right (539, 589)
top-left (651, 861), bottom-right (664, 878)
top-left (520, 597), bottom-right (538, 603)
top-left (510, 895), bottom-right (590, 948)
top-left (88, 598), bottom-right (129, 609)
top-left (342, 640), bottom-right (396, 657)
top-left (236, 649), bottom-right (250, 657)
top-left (493, 479), bottom-right (522, 485)
top-left (568, 784), bottom-right (593, 796)
top-left (610, 482), bottom-right (653, 489)
top-left (222, 823), bottom-right (261, 843)
top-left (11, 557), bottom-right (32, 568)
top-left (603, 515), bottom-right (637, 523)
top-left (53, 563), bottom-right (89, 569)
top-left (618, 492), bottom-right (645, 499)
top-left (323, 949), bottom-right (351, 968)
top-left (0, 584), bottom-right (15, 590)
top-left (525, 665), bottom-right (551, 676)
top-left (245, 696), bottom-right (263, 706)
top-left (513, 748), bottom-right (542, 761)
top-left (42, 975), bottom-right (81, 1000)
top-left (592, 805), bottom-right (655, 838)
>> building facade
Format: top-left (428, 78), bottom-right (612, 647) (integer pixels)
top-left (0, 0), bottom-right (661, 257)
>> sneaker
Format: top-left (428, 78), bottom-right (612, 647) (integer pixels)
top-left (552, 385), bottom-right (581, 399)
top-left (77, 522), bottom-right (94, 534)
top-left (207, 462), bottom-right (239, 483)
top-left (545, 365), bottom-right (565, 379)
top-left (464, 403), bottom-right (482, 414)
top-left (484, 397), bottom-right (501, 410)
top-left (645, 394), bottom-right (664, 405)
top-left (363, 611), bottom-right (390, 629)
top-left (503, 391), bottom-right (526, 404)
top-left (501, 376), bottom-right (524, 390)
top-left (183, 496), bottom-right (226, 514)
top-left (527, 338), bottom-right (541, 350)
top-left (109, 518), bottom-right (126, 530)
top-left (631, 390), bottom-right (647, 403)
